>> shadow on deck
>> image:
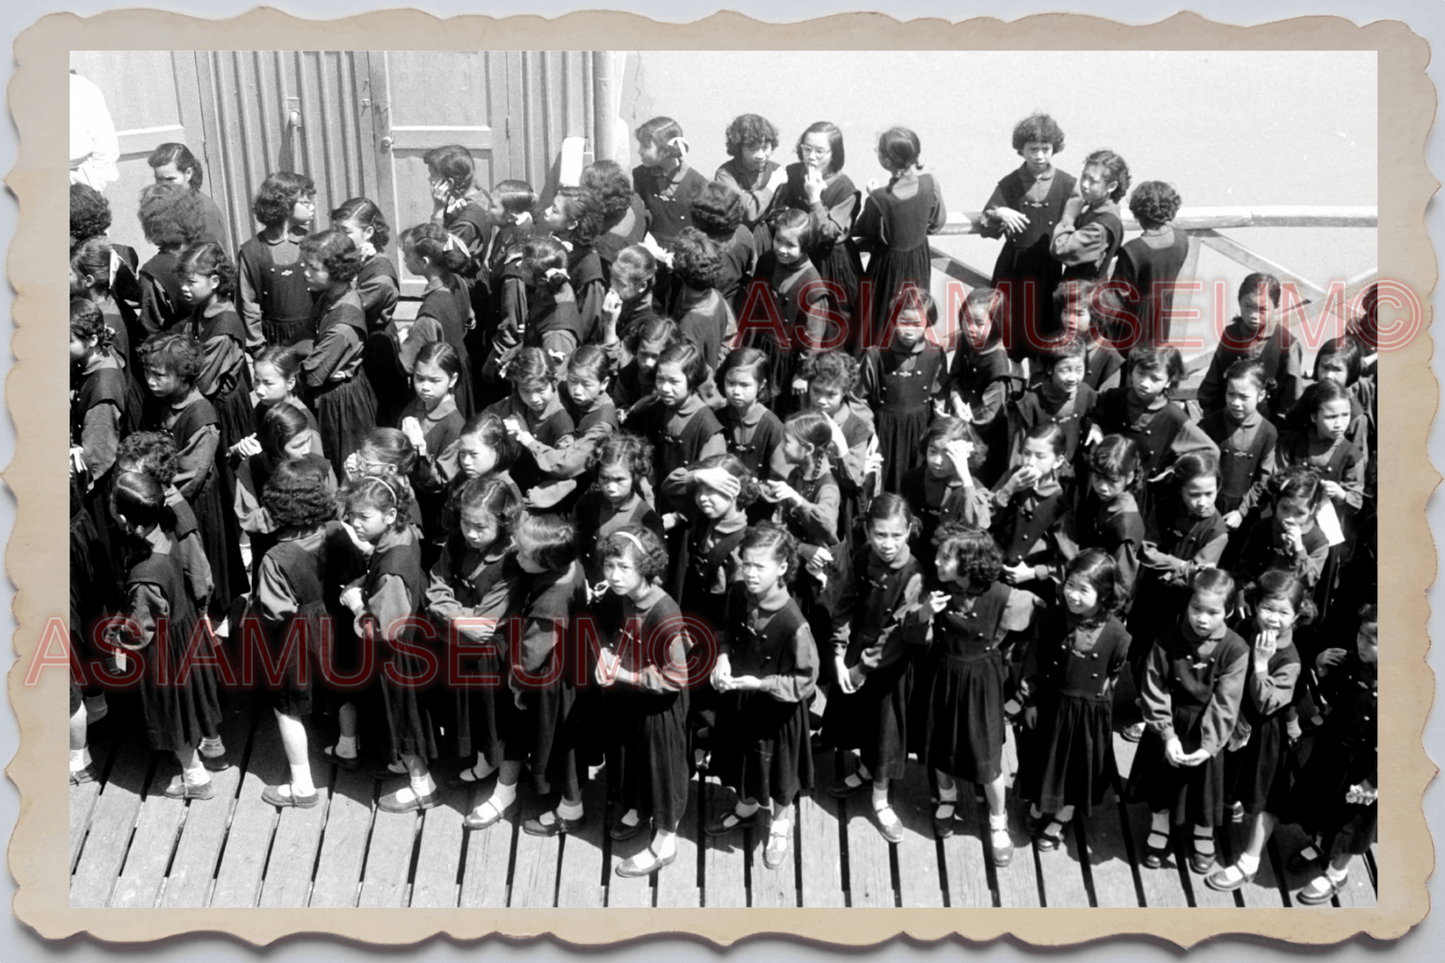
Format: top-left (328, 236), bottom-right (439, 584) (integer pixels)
top-left (69, 692), bottom-right (1378, 909)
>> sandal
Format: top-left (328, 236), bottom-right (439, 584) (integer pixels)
top-left (523, 807), bottom-right (585, 837)
top-left (1143, 829), bottom-right (1171, 869)
top-left (261, 783), bottom-right (320, 809)
top-left (463, 794), bottom-right (517, 831)
top-left (1297, 872), bottom-right (1348, 905)
top-left (323, 745), bottom-right (360, 772)
top-left (763, 824), bottom-right (791, 869)
top-left (616, 845), bottom-right (676, 878)
top-left (932, 799), bottom-right (957, 839)
top-left (1190, 830), bottom-right (1217, 875)
top-left (1205, 862), bottom-right (1256, 892)
top-left (378, 784), bottom-right (437, 814)
top-left (1035, 818), bottom-right (1069, 853)
top-left (704, 806), bottom-right (760, 837)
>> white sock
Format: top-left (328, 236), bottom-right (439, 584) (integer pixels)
top-left (69, 748), bottom-right (90, 771)
top-left (1193, 824), bottom-right (1216, 855)
top-left (938, 784), bottom-right (959, 803)
top-left (1056, 804), bottom-right (1075, 823)
top-left (619, 808), bottom-right (640, 827)
top-left (653, 829), bottom-right (677, 858)
top-left (1151, 811), bottom-right (1171, 835)
top-left (334, 735), bottom-right (358, 759)
top-left (290, 763), bottom-right (315, 796)
top-left (183, 764), bottom-right (211, 787)
top-left (409, 772), bottom-right (435, 797)
top-left (989, 812), bottom-right (1009, 831)
top-left (557, 798), bottom-right (584, 820)
top-left (1237, 851), bottom-right (1260, 874)
top-left (470, 754), bottom-right (496, 778)
top-left (735, 798), bottom-right (761, 819)
top-left (771, 815), bottom-right (792, 836)
top-left (487, 781), bottom-right (517, 811)
top-left (1326, 863), bottom-right (1349, 883)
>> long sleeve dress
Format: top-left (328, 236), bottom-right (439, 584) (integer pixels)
top-left (862, 338), bottom-right (948, 494)
top-left (238, 231), bottom-right (313, 349)
top-left (980, 163), bottom-right (1077, 358)
top-left (301, 288), bottom-right (378, 468)
top-left (766, 163), bottom-right (864, 328)
top-left (1110, 227), bottom-right (1191, 347)
top-left (400, 274), bottom-right (475, 419)
top-left (852, 172), bottom-right (947, 348)
top-left (1223, 623), bottom-right (1301, 817)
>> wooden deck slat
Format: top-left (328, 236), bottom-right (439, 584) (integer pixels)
top-left (307, 765), bottom-right (376, 907)
top-left (458, 802), bottom-right (515, 908)
top-left (992, 729), bottom-right (1042, 908)
top-left (796, 752), bottom-right (845, 908)
top-left (70, 738), bottom-right (151, 908)
top-left (892, 762), bottom-right (943, 908)
top-left (357, 801), bottom-right (420, 908)
top-left (110, 762), bottom-right (187, 907)
top-left (747, 800), bottom-right (798, 908)
top-left (509, 798), bottom-right (561, 907)
top-left (70, 725), bottom-right (117, 872)
top-left (940, 778), bottom-right (992, 907)
top-left (654, 774), bottom-right (701, 908)
top-left (1078, 790), bottom-right (1141, 907)
top-left (158, 702), bottom-right (255, 908)
top-left (407, 784), bottom-right (468, 908)
top-left (1034, 807), bottom-right (1090, 908)
top-left (1180, 825), bottom-right (1235, 908)
top-left (1117, 798), bottom-right (1190, 908)
top-left (700, 777), bottom-right (746, 907)
top-left (557, 776), bottom-right (607, 908)
top-left (209, 717), bottom-right (283, 908)
top-left (257, 757), bottom-right (333, 908)
top-left (1222, 820), bottom-right (1284, 908)
top-left (841, 774), bottom-right (896, 908)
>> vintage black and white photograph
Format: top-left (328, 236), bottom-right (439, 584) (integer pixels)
top-left (64, 44), bottom-right (1382, 913)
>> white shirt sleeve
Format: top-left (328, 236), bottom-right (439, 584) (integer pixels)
top-left (69, 73), bottom-right (119, 190)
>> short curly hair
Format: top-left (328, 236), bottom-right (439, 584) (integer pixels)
top-left (178, 241), bottom-right (236, 301)
top-left (263, 455), bottom-right (337, 530)
top-left (116, 431), bottom-right (179, 486)
top-left (599, 522), bottom-right (670, 585)
top-left (138, 182), bottom-right (207, 249)
top-left (70, 183), bottom-right (112, 247)
top-left (514, 511), bottom-right (579, 571)
top-left (935, 524), bottom-right (1003, 582)
top-left (739, 521), bottom-right (799, 584)
top-left (590, 430), bottom-right (653, 479)
top-left (802, 350), bottom-right (860, 396)
top-left (300, 229), bottom-right (363, 285)
top-left (668, 227), bottom-right (722, 289)
top-left (252, 171), bottom-right (316, 228)
top-left (689, 182), bottom-right (745, 240)
top-left (580, 160), bottom-right (634, 226)
top-left (1128, 180), bottom-right (1181, 230)
top-left (69, 297), bottom-right (113, 350)
top-left (551, 186), bottom-right (605, 249)
top-left (1011, 112), bottom-right (1065, 153)
top-left (725, 113), bottom-right (780, 158)
top-left (71, 236), bottom-right (113, 295)
top-left (138, 331), bottom-right (204, 385)
top-left (690, 452), bottom-right (761, 510)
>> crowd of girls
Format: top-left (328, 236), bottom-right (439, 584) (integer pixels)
top-left (67, 114), bottom-right (1377, 898)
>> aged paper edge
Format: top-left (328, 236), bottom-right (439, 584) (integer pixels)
top-left (5, 6), bottom-right (1436, 949)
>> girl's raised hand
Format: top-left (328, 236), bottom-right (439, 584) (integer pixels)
top-left (339, 584), bottom-right (364, 614)
top-left (1255, 628), bottom-right (1278, 666)
top-left (927, 590), bottom-right (951, 614)
top-left (693, 467), bottom-right (741, 499)
top-left (1223, 510), bottom-right (1243, 530)
top-left (1320, 479), bottom-right (1346, 501)
top-left (1316, 647), bottom-right (1348, 672)
top-left (661, 512), bottom-right (684, 531)
top-left (1085, 424), bottom-right (1104, 447)
top-left (1001, 561), bottom-right (1033, 585)
top-left (600, 289), bottom-right (623, 325)
top-left (766, 166), bottom-right (789, 191)
top-left (803, 167), bottom-right (825, 203)
top-left (400, 416), bottom-right (425, 448)
top-left (232, 434), bottom-right (262, 459)
top-left (945, 439), bottom-right (975, 477)
top-left (340, 521), bottom-right (374, 557)
top-left (1023, 705), bottom-right (1038, 730)
top-left (343, 451), bottom-right (363, 481)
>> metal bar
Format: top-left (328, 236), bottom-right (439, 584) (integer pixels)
top-left (935, 206), bottom-right (1378, 236)
top-left (1198, 229), bottom-right (1327, 299)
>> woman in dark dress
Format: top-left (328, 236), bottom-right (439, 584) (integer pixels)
top-left (1111, 180), bottom-right (1191, 348)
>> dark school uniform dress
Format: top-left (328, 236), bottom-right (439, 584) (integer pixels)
top-left (595, 195), bottom-right (649, 283)
top-left (567, 243), bottom-right (607, 345)
top-left (948, 341), bottom-right (1013, 488)
top-left (1223, 623), bottom-right (1300, 817)
top-left (1011, 382), bottom-right (1098, 479)
top-left (1075, 491), bottom-right (1145, 603)
top-left (713, 224), bottom-right (757, 316)
top-left (1128, 502), bottom-right (1229, 676)
top-left (980, 164), bottom-right (1077, 357)
top-left (711, 585), bottom-right (819, 807)
top-left (252, 521), bottom-right (361, 717)
top-left (767, 164), bottom-right (864, 325)
top-left (574, 490), bottom-right (666, 587)
top-left (989, 473), bottom-right (1075, 604)
top-left (425, 536), bottom-right (523, 767)
top-left (301, 288), bottom-right (378, 469)
top-left (1196, 321), bottom-right (1305, 424)
top-left (862, 339), bottom-right (948, 494)
top-left (853, 173), bottom-right (946, 348)
top-left (70, 486), bottom-right (121, 711)
top-left (138, 250), bottom-right (187, 336)
top-left (1088, 388), bottom-right (1218, 520)
top-left (1233, 515), bottom-right (1331, 591)
top-left (635, 395), bottom-right (726, 596)
top-left (72, 351), bottom-right (135, 572)
top-left (154, 390), bottom-right (244, 620)
top-left (189, 299), bottom-right (254, 455)
top-left (483, 393), bottom-right (575, 497)
top-left (506, 561), bottom-right (588, 798)
top-left (1111, 227), bottom-right (1191, 347)
top-left (610, 592), bottom-right (692, 832)
top-left (1125, 624), bottom-right (1249, 826)
top-left (402, 275), bottom-right (475, 419)
top-left (775, 458), bottom-right (852, 655)
top-left (1199, 409), bottom-right (1278, 518)
top-left (715, 157), bottom-right (783, 231)
top-left (359, 253), bottom-right (409, 426)
top-left (899, 467), bottom-right (992, 572)
top-left (239, 232), bottom-right (314, 348)
top-left (525, 283), bottom-right (586, 369)
top-left (1018, 611), bottom-right (1131, 814)
top-left (1053, 199), bottom-right (1123, 283)
top-left (1286, 653), bottom-right (1377, 856)
top-left (741, 252), bottom-right (829, 411)
top-left (679, 513), bottom-right (747, 637)
top-left (822, 547), bottom-right (928, 781)
top-left (367, 527), bottom-right (437, 762)
top-left (442, 193), bottom-right (495, 328)
top-left (716, 403), bottom-right (785, 484)
top-left (234, 451), bottom-right (336, 588)
top-left (399, 395), bottom-right (465, 561)
top-left (633, 162), bottom-right (708, 245)
top-left (110, 536), bottom-right (225, 755)
top-left (1083, 341), bottom-right (1125, 393)
top-left (671, 284), bottom-right (735, 381)
top-left (911, 580), bottom-right (1032, 783)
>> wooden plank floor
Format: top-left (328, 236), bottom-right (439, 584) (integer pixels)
top-left (70, 693), bottom-right (1377, 908)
